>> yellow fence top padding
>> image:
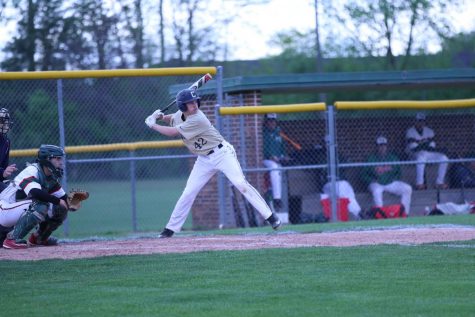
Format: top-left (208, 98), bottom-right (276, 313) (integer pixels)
top-left (335, 98), bottom-right (475, 110)
top-left (10, 140), bottom-right (185, 158)
top-left (219, 103), bottom-right (326, 115)
top-left (0, 67), bottom-right (217, 80)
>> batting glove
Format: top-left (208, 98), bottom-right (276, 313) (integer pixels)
top-left (145, 115), bottom-right (156, 128)
top-left (152, 109), bottom-right (164, 120)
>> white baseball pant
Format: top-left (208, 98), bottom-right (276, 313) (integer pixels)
top-left (411, 150), bottom-right (448, 185)
top-left (166, 141), bottom-right (273, 232)
top-left (368, 181), bottom-right (413, 214)
top-left (262, 160), bottom-right (282, 200)
top-left (0, 200), bottom-right (32, 227)
top-left (323, 180), bottom-right (361, 217)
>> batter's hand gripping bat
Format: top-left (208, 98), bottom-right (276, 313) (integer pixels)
top-left (161, 73), bottom-right (213, 113)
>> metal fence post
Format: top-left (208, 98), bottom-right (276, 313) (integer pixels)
top-left (130, 150), bottom-right (137, 232)
top-left (327, 104), bottom-right (338, 222)
top-left (216, 66), bottom-right (226, 228)
top-left (57, 79), bottom-right (70, 236)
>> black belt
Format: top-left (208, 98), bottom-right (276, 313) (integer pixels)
top-left (207, 143), bottom-right (223, 155)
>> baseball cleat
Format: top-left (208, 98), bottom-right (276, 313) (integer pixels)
top-left (3, 238), bottom-right (28, 249)
top-left (159, 228), bottom-right (174, 238)
top-left (266, 213), bottom-right (282, 230)
top-left (435, 183), bottom-right (448, 190)
top-left (27, 233), bottom-right (59, 247)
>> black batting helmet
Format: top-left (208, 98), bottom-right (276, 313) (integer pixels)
top-left (176, 89), bottom-right (201, 112)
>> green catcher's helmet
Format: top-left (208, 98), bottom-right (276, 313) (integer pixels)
top-left (37, 144), bottom-right (65, 179)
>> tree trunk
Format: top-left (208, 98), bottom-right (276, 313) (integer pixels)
top-left (314, 0), bottom-right (326, 102)
top-left (159, 0), bottom-right (165, 63)
top-left (133, 0), bottom-right (144, 68)
top-left (26, 0), bottom-right (36, 71)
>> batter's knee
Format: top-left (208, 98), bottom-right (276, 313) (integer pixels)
top-left (233, 180), bottom-right (249, 194)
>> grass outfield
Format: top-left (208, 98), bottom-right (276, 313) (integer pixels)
top-left (65, 179), bottom-right (187, 237)
top-left (1, 239), bottom-right (474, 316)
top-left (2, 216), bottom-right (475, 317)
top-left (64, 179), bottom-right (475, 238)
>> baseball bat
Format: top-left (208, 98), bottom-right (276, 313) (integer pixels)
top-left (161, 73), bottom-right (213, 113)
top-left (279, 131), bottom-right (302, 151)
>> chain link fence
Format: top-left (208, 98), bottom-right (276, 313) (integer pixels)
top-left (221, 100), bottom-right (475, 226)
top-left (3, 68), bottom-right (474, 237)
top-left (4, 68), bottom-right (219, 237)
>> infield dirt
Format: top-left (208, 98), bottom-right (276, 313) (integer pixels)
top-left (1, 226), bottom-right (474, 261)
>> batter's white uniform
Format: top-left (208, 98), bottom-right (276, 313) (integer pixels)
top-left (405, 126), bottom-right (448, 185)
top-left (0, 163), bottom-right (65, 227)
top-left (165, 110), bottom-right (273, 232)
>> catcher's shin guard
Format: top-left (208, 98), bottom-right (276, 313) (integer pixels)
top-left (10, 202), bottom-right (48, 240)
top-left (33, 204), bottom-right (67, 243)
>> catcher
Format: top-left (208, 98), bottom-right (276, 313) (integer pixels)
top-left (0, 144), bottom-right (89, 249)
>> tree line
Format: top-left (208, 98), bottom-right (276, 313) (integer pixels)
top-left (0, 0), bottom-right (473, 72)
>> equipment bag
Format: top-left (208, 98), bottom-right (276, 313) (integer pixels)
top-left (372, 204), bottom-right (407, 219)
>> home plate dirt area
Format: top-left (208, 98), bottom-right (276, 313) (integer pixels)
top-left (1, 225), bottom-right (474, 261)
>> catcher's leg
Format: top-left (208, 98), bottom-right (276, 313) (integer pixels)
top-left (0, 224), bottom-right (13, 246)
top-left (28, 204), bottom-right (68, 246)
top-left (3, 201), bottom-right (48, 249)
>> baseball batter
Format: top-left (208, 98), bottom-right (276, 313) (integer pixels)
top-left (145, 88), bottom-right (281, 238)
top-left (1, 145), bottom-right (69, 249)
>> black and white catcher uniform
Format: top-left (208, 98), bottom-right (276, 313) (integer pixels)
top-left (0, 164), bottom-right (65, 228)
top-left (145, 88), bottom-right (280, 237)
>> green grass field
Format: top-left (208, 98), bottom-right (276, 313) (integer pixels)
top-left (64, 179), bottom-right (188, 237)
top-left (61, 179), bottom-right (475, 239)
top-left (1, 215), bottom-right (474, 316)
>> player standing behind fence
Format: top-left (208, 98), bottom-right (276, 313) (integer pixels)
top-left (145, 88), bottom-right (281, 238)
top-left (262, 113), bottom-right (290, 211)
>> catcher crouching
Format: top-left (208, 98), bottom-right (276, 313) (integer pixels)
top-left (0, 144), bottom-right (89, 249)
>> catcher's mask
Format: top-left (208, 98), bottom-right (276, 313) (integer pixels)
top-left (176, 88), bottom-right (201, 112)
top-left (0, 108), bottom-right (12, 135)
top-left (37, 144), bottom-right (65, 179)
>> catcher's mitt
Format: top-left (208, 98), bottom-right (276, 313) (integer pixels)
top-left (67, 189), bottom-right (89, 211)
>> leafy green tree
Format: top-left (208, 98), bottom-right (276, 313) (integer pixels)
top-left (1, 0), bottom-right (37, 71)
top-left (1, 0), bottom-right (85, 71)
top-left (13, 89), bottom-right (59, 147)
top-left (120, 0), bottom-right (145, 68)
top-left (336, 0), bottom-right (463, 70)
top-left (440, 31), bottom-right (475, 68)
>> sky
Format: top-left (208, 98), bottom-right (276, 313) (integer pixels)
top-left (223, 0), bottom-right (317, 60)
top-left (222, 0), bottom-right (475, 60)
top-left (0, 0), bottom-right (474, 63)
